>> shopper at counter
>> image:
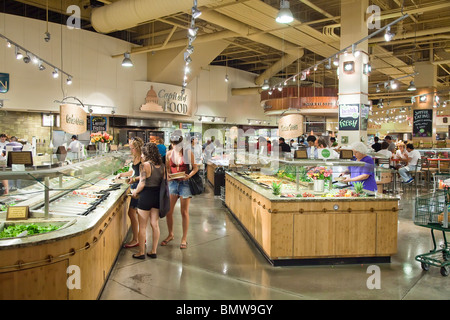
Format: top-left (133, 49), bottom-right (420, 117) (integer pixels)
top-left (116, 137), bottom-right (144, 249)
top-left (131, 142), bottom-right (165, 259)
top-left (6, 136), bottom-right (23, 151)
top-left (398, 143), bottom-right (421, 184)
top-left (161, 131), bottom-right (198, 250)
top-left (341, 142), bottom-right (377, 192)
top-left (306, 135), bottom-right (318, 159)
top-left (157, 138), bottom-right (167, 164)
top-left (279, 137), bottom-right (291, 152)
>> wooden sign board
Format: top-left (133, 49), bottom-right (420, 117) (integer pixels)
top-left (294, 150), bottom-right (308, 159)
top-left (340, 149), bottom-right (354, 159)
top-left (7, 151), bottom-right (33, 167)
top-left (278, 114), bottom-right (303, 139)
top-left (60, 104), bottom-right (87, 135)
top-left (6, 206), bottom-right (29, 220)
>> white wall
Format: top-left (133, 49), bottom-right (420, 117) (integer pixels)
top-left (0, 13), bottom-right (147, 115)
top-left (0, 14), bottom-right (272, 126)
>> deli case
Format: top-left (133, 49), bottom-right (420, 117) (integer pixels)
top-left (0, 152), bottom-right (132, 300)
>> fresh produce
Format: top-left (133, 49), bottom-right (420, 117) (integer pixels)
top-left (353, 182), bottom-right (365, 194)
top-left (0, 224), bottom-right (60, 238)
top-left (272, 181), bottom-right (282, 195)
top-left (113, 166), bottom-right (129, 175)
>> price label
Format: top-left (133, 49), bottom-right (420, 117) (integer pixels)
top-left (6, 206), bottom-right (29, 220)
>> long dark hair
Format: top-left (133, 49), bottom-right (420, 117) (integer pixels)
top-left (142, 142), bottom-right (162, 165)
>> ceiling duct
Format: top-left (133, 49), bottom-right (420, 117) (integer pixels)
top-left (91, 0), bottom-right (229, 33)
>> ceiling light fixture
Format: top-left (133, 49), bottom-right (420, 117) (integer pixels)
top-left (38, 60), bottom-right (46, 71)
top-left (23, 52), bottom-right (31, 63)
top-left (262, 79), bottom-right (270, 90)
top-left (121, 52), bottom-right (133, 67)
top-left (225, 74), bottom-right (229, 82)
top-left (52, 68), bottom-right (59, 78)
top-left (276, 0), bottom-right (294, 24)
top-left (384, 26), bottom-right (394, 42)
top-left (407, 80), bottom-right (416, 91)
top-left (192, 6), bottom-right (202, 19)
top-left (15, 46), bottom-right (23, 60)
top-left (66, 76), bottom-right (72, 85)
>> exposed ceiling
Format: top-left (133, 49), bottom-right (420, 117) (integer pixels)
top-left (2, 0), bottom-right (450, 100)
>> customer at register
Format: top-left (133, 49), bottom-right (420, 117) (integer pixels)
top-left (116, 137), bottom-right (144, 249)
top-left (161, 131), bottom-right (198, 250)
top-left (131, 142), bottom-right (165, 259)
top-left (341, 142), bottom-right (377, 192)
top-left (398, 143), bottom-right (421, 184)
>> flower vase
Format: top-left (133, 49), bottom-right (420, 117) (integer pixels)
top-left (313, 179), bottom-right (324, 192)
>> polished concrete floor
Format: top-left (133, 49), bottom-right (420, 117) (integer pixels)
top-left (100, 184), bottom-right (449, 300)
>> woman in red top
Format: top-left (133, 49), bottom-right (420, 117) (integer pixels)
top-left (160, 131), bottom-right (198, 249)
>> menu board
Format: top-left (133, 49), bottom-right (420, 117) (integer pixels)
top-left (413, 109), bottom-right (433, 137)
top-left (339, 104), bottom-right (360, 131)
top-left (88, 116), bottom-right (107, 132)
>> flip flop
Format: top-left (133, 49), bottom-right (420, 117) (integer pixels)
top-left (123, 242), bottom-right (139, 248)
top-left (180, 242), bottom-right (188, 249)
top-left (160, 236), bottom-right (174, 246)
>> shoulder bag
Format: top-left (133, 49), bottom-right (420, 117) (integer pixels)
top-left (188, 165), bottom-right (204, 196)
top-left (159, 165), bottom-right (170, 218)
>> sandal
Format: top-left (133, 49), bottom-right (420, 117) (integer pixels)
top-left (123, 241), bottom-right (139, 248)
top-left (132, 253), bottom-right (145, 259)
top-left (180, 242), bottom-right (188, 249)
top-left (160, 236), bottom-right (174, 246)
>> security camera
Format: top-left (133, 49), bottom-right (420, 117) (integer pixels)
top-left (44, 32), bottom-right (51, 42)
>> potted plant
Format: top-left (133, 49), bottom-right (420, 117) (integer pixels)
top-left (307, 166), bottom-right (332, 192)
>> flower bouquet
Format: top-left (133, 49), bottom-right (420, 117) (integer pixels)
top-left (90, 132), bottom-right (113, 144)
top-left (306, 166), bottom-right (332, 180)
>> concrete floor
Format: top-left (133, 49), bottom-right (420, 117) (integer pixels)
top-left (100, 184), bottom-right (449, 300)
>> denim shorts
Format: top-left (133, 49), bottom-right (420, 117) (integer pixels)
top-left (169, 180), bottom-right (192, 198)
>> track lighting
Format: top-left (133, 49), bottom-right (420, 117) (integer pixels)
top-left (390, 80), bottom-right (398, 90)
top-left (262, 80), bottom-right (270, 90)
top-left (276, 0), bottom-right (294, 24)
top-left (6, 41), bottom-right (11, 48)
top-left (52, 68), bottom-right (59, 78)
top-left (186, 45), bottom-right (194, 55)
top-left (23, 52), bottom-right (31, 63)
top-left (188, 25), bottom-right (198, 37)
top-left (384, 26), bottom-right (394, 42)
top-left (192, 6), bottom-right (202, 19)
top-left (333, 55), bottom-right (339, 66)
top-left (121, 52), bottom-right (133, 67)
top-left (225, 74), bottom-right (229, 82)
top-left (38, 61), bottom-right (46, 71)
top-left (15, 46), bottom-right (23, 60)
top-left (66, 76), bottom-right (72, 85)
top-left (376, 85), bottom-right (380, 93)
top-left (185, 56), bottom-right (192, 65)
top-left (44, 31), bottom-right (51, 42)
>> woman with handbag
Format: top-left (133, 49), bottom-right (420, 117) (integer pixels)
top-left (131, 142), bottom-right (165, 259)
top-left (160, 132), bottom-right (198, 250)
top-left (115, 137), bottom-right (143, 248)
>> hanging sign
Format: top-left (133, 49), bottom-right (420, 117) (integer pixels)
top-left (339, 104), bottom-right (360, 131)
top-left (60, 104), bottom-right (87, 135)
top-left (413, 109), bottom-right (433, 137)
top-left (278, 114), bottom-right (303, 139)
top-left (0, 73), bottom-right (9, 93)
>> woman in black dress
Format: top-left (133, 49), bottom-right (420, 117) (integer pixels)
top-left (131, 142), bottom-right (165, 259)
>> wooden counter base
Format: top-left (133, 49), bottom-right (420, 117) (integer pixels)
top-left (225, 173), bottom-right (398, 266)
top-left (0, 192), bottom-right (131, 300)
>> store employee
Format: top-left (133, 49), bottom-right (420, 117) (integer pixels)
top-left (341, 142), bottom-right (377, 192)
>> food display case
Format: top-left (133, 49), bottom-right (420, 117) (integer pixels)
top-left (224, 156), bottom-right (400, 266)
top-left (0, 153), bottom-right (132, 300)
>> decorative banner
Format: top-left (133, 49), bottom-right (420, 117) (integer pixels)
top-left (60, 104), bottom-right (87, 135)
top-left (135, 81), bottom-right (192, 116)
top-left (413, 109), bottom-right (433, 137)
top-left (278, 114), bottom-right (303, 139)
top-left (339, 104), bottom-right (360, 131)
top-left (0, 73), bottom-right (9, 93)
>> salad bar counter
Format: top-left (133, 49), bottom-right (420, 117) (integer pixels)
top-left (225, 166), bottom-right (400, 266)
top-left (0, 154), bottom-right (131, 300)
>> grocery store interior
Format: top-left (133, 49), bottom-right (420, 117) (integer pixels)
top-left (0, 0), bottom-right (449, 300)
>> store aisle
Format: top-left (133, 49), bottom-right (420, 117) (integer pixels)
top-left (100, 185), bottom-right (449, 300)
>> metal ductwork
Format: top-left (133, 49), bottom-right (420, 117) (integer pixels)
top-left (91, 0), bottom-right (228, 33)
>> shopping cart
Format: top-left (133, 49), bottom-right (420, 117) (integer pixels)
top-left (414, 188), bottom-right (450, 276)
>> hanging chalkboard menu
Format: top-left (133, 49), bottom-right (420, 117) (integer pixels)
top-left (413, 109), bottom-right (432, 137)
top-left (87, 116), bottom-right (108, 132)
top-left (339, 104), bottom-right (360, 131)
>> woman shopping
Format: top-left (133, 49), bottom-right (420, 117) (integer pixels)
top-left (160, 131), bottom-right (198, 250)
top-left (115, 137), bottom-right (144, 248)
top-left (131, 142), bottom-right (166, 259)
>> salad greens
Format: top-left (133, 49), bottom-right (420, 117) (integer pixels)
top-left (113, 166), bottom-right (129, 175)
top-left (0, 224), bottom-right (60, 238)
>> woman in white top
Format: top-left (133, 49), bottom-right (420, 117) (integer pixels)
top-left (393, 143), bottom-right (408, 168)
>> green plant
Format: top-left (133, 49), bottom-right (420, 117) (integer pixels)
top-left (353, 181), bottom-right (365, 194)
top-left (272, 181), bottom-right (282, 195)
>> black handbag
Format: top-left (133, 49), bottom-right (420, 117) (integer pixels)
top-left (159, 166), bottom-right (170, 218)
top-left (188, 167), bottom-right (204, 196)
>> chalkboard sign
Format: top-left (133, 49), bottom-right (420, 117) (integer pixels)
top-left (339, 104), bottom-right (360, 131)
top-left (88, 116), bottom-right (107, 132)
top-left (413, 109), bottom-right (433, 137)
